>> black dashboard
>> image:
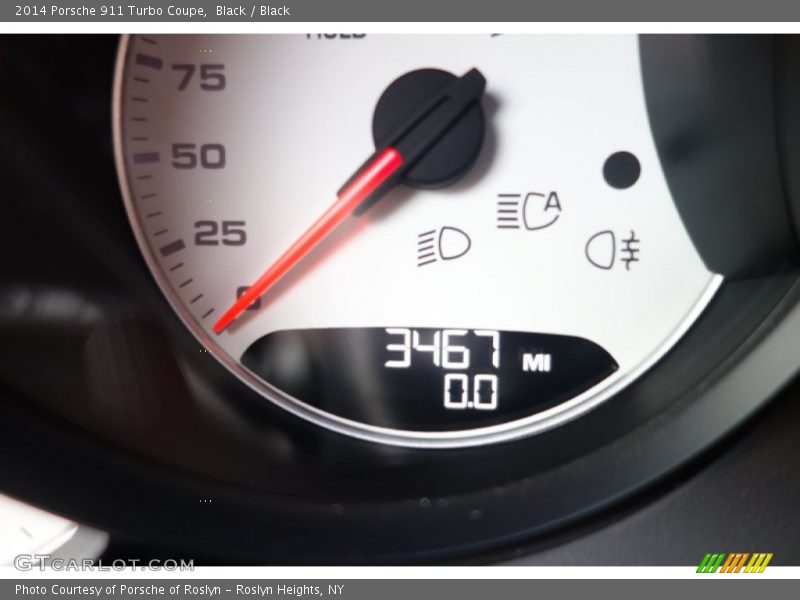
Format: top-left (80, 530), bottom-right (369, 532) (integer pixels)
top-left (1, 34), bottom-right (799, 565)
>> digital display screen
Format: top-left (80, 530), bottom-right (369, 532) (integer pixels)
top-left (242, 327), bottom-right (618, 431)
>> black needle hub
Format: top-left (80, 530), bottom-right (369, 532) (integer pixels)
top-left (350, 68), bottom-right (486, 215)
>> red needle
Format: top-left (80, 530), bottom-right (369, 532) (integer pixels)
top-left (212, 147), bottom-right (404, 333)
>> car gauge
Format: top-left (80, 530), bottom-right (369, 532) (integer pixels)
top-left (114, 35), bottom-right (721, 447)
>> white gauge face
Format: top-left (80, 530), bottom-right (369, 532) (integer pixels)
top-left (0, 494), bottom-right (77, 565)
top-left (0, 494), bottom-right (107, 566)
top-left (115, 34), bottom-right (721, 448)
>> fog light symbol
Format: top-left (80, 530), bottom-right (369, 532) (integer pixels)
top-left (585, 229), bottom-right (640, 271)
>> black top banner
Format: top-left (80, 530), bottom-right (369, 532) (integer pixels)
top-left (5, 0), bottom-right (800, 22)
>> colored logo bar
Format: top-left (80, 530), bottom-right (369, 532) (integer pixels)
top-left (697, 553), bottom-right (773, 573)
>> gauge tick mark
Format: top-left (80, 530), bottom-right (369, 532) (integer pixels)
top-left (133, 152), bottom-right (159, 164)
top-left (159, 240), bottom-right (185, 257)
top-left (135, 53), bottom-right (163, 70)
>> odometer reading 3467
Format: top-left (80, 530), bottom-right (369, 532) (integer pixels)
top-left (115, 34), bottom-right (722, 447)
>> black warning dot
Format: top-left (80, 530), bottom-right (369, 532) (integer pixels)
top-left (603, 151), bottom-right (641, 189)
